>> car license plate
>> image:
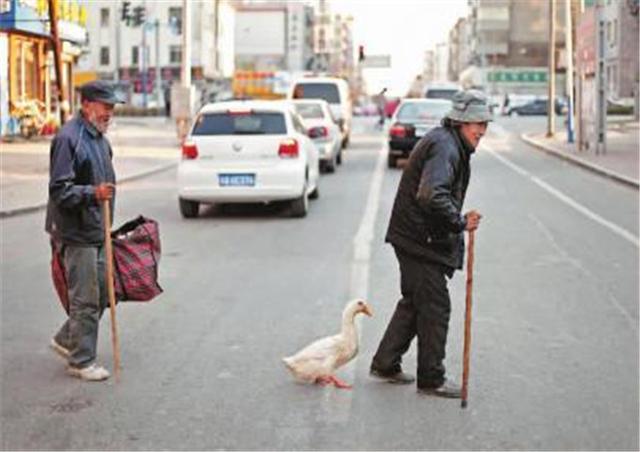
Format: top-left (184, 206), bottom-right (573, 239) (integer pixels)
top-left (218, 174), bottom-right (255, 187)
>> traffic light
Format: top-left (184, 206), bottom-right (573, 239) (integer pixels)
top-left (121, 1), bottom-right (131, 22)
top-left (133, 5), bottom-right (146, 26)
top-left (358, 45), bottom-right (365, 62)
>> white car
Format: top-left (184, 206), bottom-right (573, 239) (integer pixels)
top-left (177, 101), bottom-right (320, 218)
top-left (287, 76), bottom-right (353, 148)
top-left (290, 99), bottom-right (342, 173)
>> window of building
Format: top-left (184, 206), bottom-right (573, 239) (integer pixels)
top-left (169, 45), bottom-right (182, 64)
top-left (168, 7), bottom-right (182, 35)
top-left (100, 8), bottom-right (109, 27)
top-left (132, 46), bottom-right (139, 65)
top-left (611, 19), bottom-right (617, 47)
top-left (100, 47), bottom-right (109, 66)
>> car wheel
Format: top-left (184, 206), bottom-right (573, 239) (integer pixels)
top-left (290, 189), bottom-right (309, 218)
top-left (179, 198), bottom-right (199, 218)
top-left (387, 154), bottom-right (396, 168)
top-left (325, 155), bottom-right (336, 173)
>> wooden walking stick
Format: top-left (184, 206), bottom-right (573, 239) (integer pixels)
top-left (461, 229), bottom-right (475, 408)
top-left (102, 198), bottom-right (121, 382)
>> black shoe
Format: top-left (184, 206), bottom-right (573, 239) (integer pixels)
top-left (370, 368), bottom-right (416, 385)
top-left (417, 379), bottom-right (462, 399)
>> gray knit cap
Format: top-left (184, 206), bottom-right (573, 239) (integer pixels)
top-left (445, 90), bottom-right (493, 123)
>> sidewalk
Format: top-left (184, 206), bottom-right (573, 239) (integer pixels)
top-left (0, 116), bottom-right (181, 218)
top-left (521, 117), bottom-right (639, 189)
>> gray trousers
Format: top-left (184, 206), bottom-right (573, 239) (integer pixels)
top-left (54, 245), bottom-right (108, 369)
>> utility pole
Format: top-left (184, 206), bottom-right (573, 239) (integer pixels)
top-left (181, 0), bottom-right (191, 88)
top-left (547, 0), bottom-right (557, 138)
top-left (141, 6), bottom-right (148, 110)
top-left (115, 0), bottom-right (121, 83)
top-left (48, 0), bottom-right (67, 125)
top-left (576, 0), bottom-right (585, 150)
top-left (174, 0), bottom-right (193, 141)
top-left (155, 19), bottom-right (162, 108)
top-left (595, 0), bottom-right (607, 154)
top-left (565, 0), bottom-right (575, 143)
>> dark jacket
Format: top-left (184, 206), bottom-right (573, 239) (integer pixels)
top-left (385, 125), bottom-right (474, 271)
top-left (45, 113), bottom-right (116, 246)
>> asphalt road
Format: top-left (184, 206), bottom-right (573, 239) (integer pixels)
top-left (1, 116), bottom-right (638, 450)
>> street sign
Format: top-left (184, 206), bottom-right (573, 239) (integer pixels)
top-left (361, 55), bottom-right (391, 68)
top-left (487, 70), bottom-right (547, 83)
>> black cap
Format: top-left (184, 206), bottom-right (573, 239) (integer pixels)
top-left (80, 80), bottom-right (125, 105)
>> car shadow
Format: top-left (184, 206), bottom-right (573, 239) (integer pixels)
top-left (197, 202), bottom-right (293, 220)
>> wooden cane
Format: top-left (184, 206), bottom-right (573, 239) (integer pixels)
top-left (461, 229), bottom-right (475, 408)
top-left (102, 198), bottom-right (121, 382)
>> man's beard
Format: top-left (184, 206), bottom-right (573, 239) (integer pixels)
top-left (87, 111), bottom-right (112, 134)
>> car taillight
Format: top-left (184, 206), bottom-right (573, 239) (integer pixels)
top-left (308, 126), bottom-right (328, 138)
top-left (278, 138), bottom-right (299, 158)
top-left (389, 124), bottom-right (406, 138)
top-left (182, 141), bottom-right (198, 159)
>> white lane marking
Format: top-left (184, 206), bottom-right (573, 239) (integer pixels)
top-left (319, 140), bottom-right (386, 422)
top-left (483, 144), bottom-right (639, 248)
top-left (350, 141), bottom-right (387, 301)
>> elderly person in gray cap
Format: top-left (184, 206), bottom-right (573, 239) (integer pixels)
top-left (45, 80), bottom-right (125, 381)
top-left (370, 89), bottom-right (491, 398)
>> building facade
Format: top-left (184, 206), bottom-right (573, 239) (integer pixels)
top-left (459, 0), bottom-right (567, 95)
top-left (78, 0), bottom-right (235, 108)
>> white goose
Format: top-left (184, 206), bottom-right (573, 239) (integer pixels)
top-left (282, 299), bottom-right (373, 389)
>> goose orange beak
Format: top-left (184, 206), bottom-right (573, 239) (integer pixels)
top-left (362, 304), bottom-right (373, 317)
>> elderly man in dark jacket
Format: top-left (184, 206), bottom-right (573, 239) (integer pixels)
top-left (370, 90), bottom-right (491, 398)
top-left (46, 80), bottom-right (124, 381)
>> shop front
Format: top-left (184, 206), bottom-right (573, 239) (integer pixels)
top-left (0, 0), bottom-right (87, 137)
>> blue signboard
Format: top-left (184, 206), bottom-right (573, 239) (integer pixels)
top-left (0, 0), bottom-right (49, 36)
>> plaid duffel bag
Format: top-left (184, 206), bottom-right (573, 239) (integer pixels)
top-left (111, 215), bottom-right (163, 302)
top-left (50, 216), bottom-right (162, 312)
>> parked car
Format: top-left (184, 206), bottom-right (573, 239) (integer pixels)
top-left (287, 76), bottom-right (353, 148)
top-left (177, 101), bottom-right (320, 218)
top-left (501, 94), bottom-right (537, 115)
top-left (387, 98), bottom-right (452, 168)
top-left (509, 97), bottom-right (567, 116)
top-left (423, 82), bottom-right (463, 100)
top-left (291, 99), bottom-right (342, 173)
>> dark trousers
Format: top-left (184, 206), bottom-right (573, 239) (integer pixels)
top-left (371, 247), bottom-right (452, 388)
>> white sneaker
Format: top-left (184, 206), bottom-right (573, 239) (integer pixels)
top-left (67, 363), bottom-right (110, 381)
top-left (50, 338), bottom-right (70, 360)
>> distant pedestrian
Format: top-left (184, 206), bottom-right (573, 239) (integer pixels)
top-left (375, 87), bottom-right (388, 128)
top-left (163, 82), bottom-right (171, 117)
top-left (369, 90), bottom-right (491, 398)
top-left (45, 80), bottom-right (125, 381)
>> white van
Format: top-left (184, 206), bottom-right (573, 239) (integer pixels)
top-left (287, 76), bottom-right (352, 148)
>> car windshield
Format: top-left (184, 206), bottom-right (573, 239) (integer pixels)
top-left (396, 102), bottom-right (451, 122)
top-left (292, 83), bottom-right (340, 103)
top-left (425, 89), bottom-right (458, 100)
top-left (191, 112), bottom-right (287, 135)
top-left (294, 103), bottom-right (325, 119)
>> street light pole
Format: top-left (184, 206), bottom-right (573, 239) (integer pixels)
top-left (565, 0), bottom-right (575, 143)
top-left (155, 19), bottom-right (162, 108)
top-left (547, 0), bottom-right (556, 138)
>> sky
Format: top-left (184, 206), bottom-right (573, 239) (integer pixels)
top-left (330, 0), bottom-right (469, 96)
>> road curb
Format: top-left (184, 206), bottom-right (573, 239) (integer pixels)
top-left (520, 133), bottom-right (639, 190)
top-left (0, 161), bottom-right (178, 219)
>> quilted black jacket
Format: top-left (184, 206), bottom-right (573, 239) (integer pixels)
top-left (385, 125), bottom-right (474, 271)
